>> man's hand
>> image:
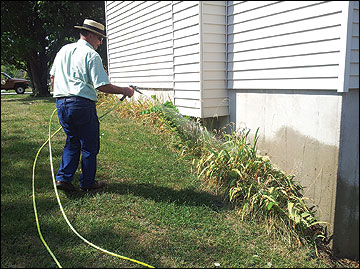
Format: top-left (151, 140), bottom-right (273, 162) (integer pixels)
top-left (127, 86), bottom-right (135, 97)
top-left (97, 84), bottom-right (134, 97)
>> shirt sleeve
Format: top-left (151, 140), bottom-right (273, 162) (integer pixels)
top-left (88, 54), bottom-right (110, 89)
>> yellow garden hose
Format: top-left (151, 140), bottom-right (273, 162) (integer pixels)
top-left (32, 97), bottom-right (154, 268)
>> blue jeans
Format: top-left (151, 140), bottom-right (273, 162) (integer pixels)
top-left (55, 96), bottom-right (100, 188)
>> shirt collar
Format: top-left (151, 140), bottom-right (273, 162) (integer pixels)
top-left (77, 39), bottom-right (94, 50)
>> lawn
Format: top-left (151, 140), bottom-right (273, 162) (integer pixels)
top-left (1, 94), bottom-right (350, 268)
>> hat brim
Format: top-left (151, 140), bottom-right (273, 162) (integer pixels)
top-left (74, 26), bottom-right (107, 38)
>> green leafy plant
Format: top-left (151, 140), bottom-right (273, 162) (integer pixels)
top-left (196, 127), bottom-right (327, 253)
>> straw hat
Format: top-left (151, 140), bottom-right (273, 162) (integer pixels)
top-left (74, 19), bottom-right (106, 38)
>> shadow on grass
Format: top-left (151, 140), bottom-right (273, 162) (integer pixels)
top-left (63, 182), bottom-right (232, 212)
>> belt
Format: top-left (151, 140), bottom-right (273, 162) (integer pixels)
top-left (56, 96), bottom-right (94, 102)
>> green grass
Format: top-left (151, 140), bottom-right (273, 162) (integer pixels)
top-left (0, 94), bottom-right (347, 268)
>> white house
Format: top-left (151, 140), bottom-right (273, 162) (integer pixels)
top-left (105, 1), bottom-right (359, 259)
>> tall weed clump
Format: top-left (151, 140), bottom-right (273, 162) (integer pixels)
top-left (196, 127), bottom-right (327, 253)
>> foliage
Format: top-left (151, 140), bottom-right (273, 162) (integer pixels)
top-left (195, 127), bottom-right (327, 254)
top-left (1, 1), bottom-right (106, 96)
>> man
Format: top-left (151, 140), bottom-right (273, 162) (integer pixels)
top-left (50, 19), bottom-right (134, 192)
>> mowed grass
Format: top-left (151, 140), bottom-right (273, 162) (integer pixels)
top-left (1, 94), bottom-right (337, 268)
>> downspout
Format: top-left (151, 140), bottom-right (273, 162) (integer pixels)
top-left (199, 1), bottom-right (204, 118)
top-left (225, 1), bottom-right (229, 115)
top-left (104, 1), bottom-right (111, 80)
top-left (172, 1), bottom-right (176, 105)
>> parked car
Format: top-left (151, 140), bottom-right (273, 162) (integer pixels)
top-left (1, 72), bottom-right (30, 94)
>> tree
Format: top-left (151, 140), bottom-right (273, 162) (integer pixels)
top-left (1, 1), bottom-right (107, 96)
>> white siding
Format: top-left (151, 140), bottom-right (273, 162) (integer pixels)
top-left (201, 1), bottom-right (228, 118)
top-left (173, 1), bottom-right (201, 117)
top-left (105, 1), bottom-right (173, 89)
top-left (105, 1), bottom-right (357, 116)
top-left (226, 1), bottom-right (349, 91)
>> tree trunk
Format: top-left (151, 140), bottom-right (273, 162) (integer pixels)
top-left (27, 50), bottom-right (50, 97)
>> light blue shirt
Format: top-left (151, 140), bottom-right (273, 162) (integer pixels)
top-left (50, 39), bottom-right (109, 101)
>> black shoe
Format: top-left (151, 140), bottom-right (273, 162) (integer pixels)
top-left (56, 181), bottom-right (76, 192)
top-left (80, 181), bottom-right (105, 191)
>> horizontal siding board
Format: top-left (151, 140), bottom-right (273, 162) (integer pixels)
top-left (174, 73), bottom-right (200, 82)
top-left (174, 43), bottom-right (200, 57)
top-left (203, 98), bottom-right (229, 108)
top-left (204, 33), bottom-right (226, 43)
top-left (204, 52), bottom-right (226, 61)
top-left (202, 106), bottom-right (229, 117)
top-left (229, 51), bottom-right (341, 70)
top-left (173, 5), bottom-right (198, 21)
top-left (174, 34), bottom-right (199, 48)
top-left (228, 12), bottom-right (343, 43)
top-left (107, 1), bottom-right (156, 26)
top-left (203, 13), bottom-right (226, 24)
top-left (228, 1), bottom-right (324, 24)
top-left (109, 47), bottom-right (173, 63)
top-left (109, 12), bottom-right (172, 39)
top-left (227, 1), bottom-right (279, 15)
top-left (109, 25), bottom-right (172, 48)
top-left (173, 14), bottom-right (199, 30)
top-left (203, 3), bottom-right (226, 16)
top-left (174, 90), bottom-right (201, 99)
top-left (204, 71), bottom-right (226, 80)
top-left (228, 2), bottom-right (343, 34)
top-left (173, 1), bottom-right (198, 14)
top-left (175, 98), bottom-right (201, 109)
top-left (111, 62), bottom-right (173, 73)
top-left (110, 75), bottom-right (172, 82)
top-left (109, 31), bottom-right (172, 51)
top-left (110, 40), bottom-right (173, 59)
top-left (174, 54), bottom-right (200, 65)
top-left (202, 89), bottom-right (228, 98)
top-left (108, 2), bottom-right (170, 29)
top-left (107, 1), bottom-right (143, 20)
top-left (174, 63), bottom-right (200, 73)
top-left (229, 26), bottom-right (342, 53)
top-left (203, 80), bottom-right (226, 89)
top-left (110, 82), bottom-right (173, 89)
top-left (177, 106), bottom-right (201, 118)
top-left (174, 24), bottom-right (200, 39)
top-left (228, 78), bottom-right (339, 90)
top-left (228, 66), bottom-right (339, 80)
top-left (227, 39), bottom-right (341, 62)
top-left (174, 81), bottom-right (201, 91)
top-left (203, 24), bottom-right (226, 34)
top-left (111, 68), bottom-right (173, 77)
top-left (110, 55), bottom-right (173, 68)
top-left (204, 43), bottom-right (226, 52)
top-left (203, 61), bottom-right (226, 71)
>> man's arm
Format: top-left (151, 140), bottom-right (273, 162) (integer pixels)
top-left (97, 84), bottom-right (134, 97)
